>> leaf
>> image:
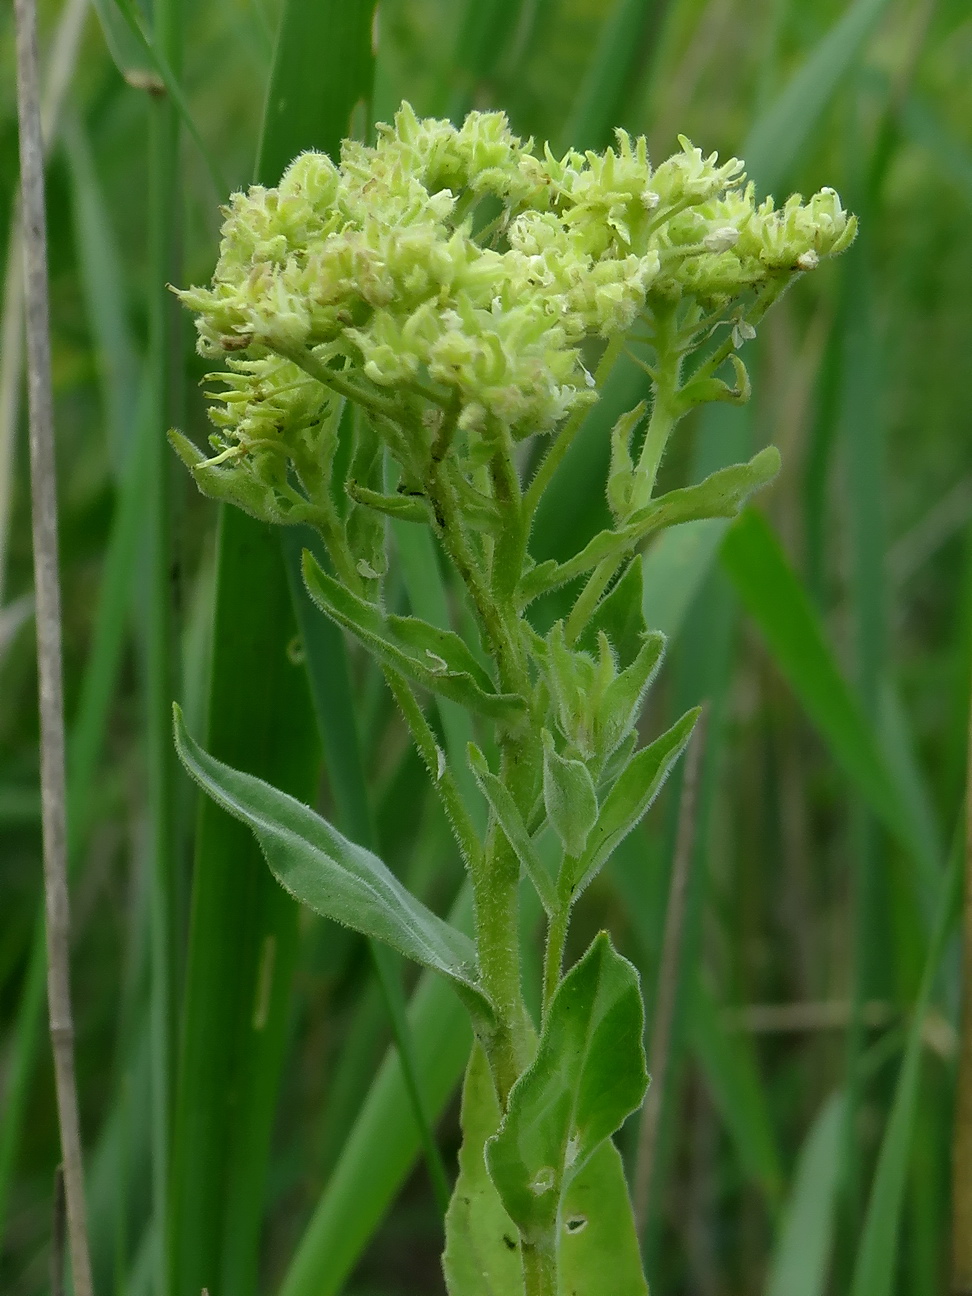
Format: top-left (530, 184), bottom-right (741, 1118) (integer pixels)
top-left (172, 705), bottom-right (494, 1027)
top-left (765, 1092), bottom-right (846, 1296)
top-left (597, 631), bottom-right (666, 758)
top-left (302, 551), bottom-right (526, 726)
top-left (485, 933), bottom-right (648, 1237)
top-left (444, 1044), bottom-right (648, 1295)
top-left (579, 557), bottom-right (646, 669)
top-left (626, 446), bottom-right (780, 536)
top-left (575, 708), bottom-right (700, 893)
top-left (468, 744), bottom-right (558, 917)
top-left (542, 731), bottom-right (599, 859)
top-left (527, 448), bottom-right (780, 599)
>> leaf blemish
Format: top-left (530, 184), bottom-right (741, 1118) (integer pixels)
top-left (565, 1215), bottom-right (588, 1234)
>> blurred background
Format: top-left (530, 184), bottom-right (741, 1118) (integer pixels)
top-left (1, 0), bottom-right (971, 1293)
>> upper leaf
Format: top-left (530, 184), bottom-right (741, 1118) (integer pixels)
top-left (542, 731), bottom-right (599, 859)
top-left (520, 446), bottom-right (781, 603)
top-left (485, 933), bottom-right (648, 1238)
top-left (468, 744), bottom-right (558, 917)
top-left (579, 559), bottom-right (646, 671)
top-left (173, 705), bottom-right (495, 1027)
top-left (574, 707), bottom-right (701, 894)
top-left (302, 552), bottom-right (526, 727)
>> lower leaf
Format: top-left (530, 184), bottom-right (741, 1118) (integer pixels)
top-left (172, 705), bottom-right (495, 1028)
top-left (443, 1045), bottom-right (648, 1296)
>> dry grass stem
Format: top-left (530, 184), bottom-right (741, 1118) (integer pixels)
top-left (0, 0), bottom-right (88, 607)
top-left (12, 0), bottom-right (94, 1292)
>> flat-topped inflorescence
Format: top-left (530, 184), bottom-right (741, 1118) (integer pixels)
top-left (176, 102), bottom-right (855, 467)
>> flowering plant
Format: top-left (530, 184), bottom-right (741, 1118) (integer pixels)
top-left (171, 104), bottom-right (854, 1294)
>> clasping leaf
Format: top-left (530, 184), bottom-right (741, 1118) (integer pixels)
top-left (542, 731), bottom-right (598, 859)
top-left (302, 552), bottom-right (526, 726)
top-left (485, 933), bottom-right (648, 1238)
top-left (574, 707), bottom-right (701, 895)
top-left (173, 705), bottom-right (495, 1028)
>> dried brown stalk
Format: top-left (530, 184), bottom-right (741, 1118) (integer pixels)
top-left (12, 0), bottom-right (94, 1292)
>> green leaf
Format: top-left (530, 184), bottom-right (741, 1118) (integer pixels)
top-left (485, 933), bottom-right (648, 1237)
top-left (579, 557), bottom-right (647, 669)
top-left (444, 1044), bottom-right (648, 1295)
top-left (542, 731), bottom-right (599, 859)
top-left (468, 744), bottom-right (557, 917)
top-left (575, 708), bottom-right (700, 893)
top-left (606, 401), bottom-right (647, 523)
top-left (527, 448), bottom-right (780, 600)
top-left (172, 705), bottom-right (494, 1027)
top-left (302, 551), bottom-right (526, 726)
top-left (765, 1092), bottom-right (845, 1296)
top-left (597, 631), bottom-right (666, 758)
top-left (348, 480), bottom-right (429, 523)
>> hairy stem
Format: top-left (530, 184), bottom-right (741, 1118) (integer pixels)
top-left (521, 1231), bottom-right (558, 1296)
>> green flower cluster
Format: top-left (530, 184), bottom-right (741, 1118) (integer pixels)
top-left (177, 103), bottom-right (855, 449)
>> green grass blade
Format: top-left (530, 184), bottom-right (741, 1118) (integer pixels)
top-left (168, 7), bottom-right (377, 1295)
top-left (721, 509), bottom-right (940, 894)
top-left (689, 976), bottom-right (784, 1209)
top-left (279, 890), bottom-right (476, 1296)
top-left (764, 1092), bottom-right (846, 1296)
top-left (849, 834), bottom-right (963, 1296)
top-left (0, 196), bottom-right (150, 1265)
top-left (562, 0), bottom-right (656, 150)
top-left (743, 0), bottom-right (894, 194)
top-left (168, 509), bottom-right (318, 1296)
top-left (61, 115), bottom-right (140, 469)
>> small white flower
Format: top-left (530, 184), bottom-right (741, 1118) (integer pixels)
top-left (703, 225), bottom-right (739, 253)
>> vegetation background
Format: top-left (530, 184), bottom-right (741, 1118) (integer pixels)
top-left (1, 0), bottom-right (971, 1293)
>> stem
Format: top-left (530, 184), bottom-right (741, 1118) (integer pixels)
top-left (13, 0), bottom-right (94, 1290)
top-left (521, 1230), bottom-right (558, 1296)
top-left (626, 306), bottom-right (681, 516)
top-left (385, 668), bottom-right (483, 875)
top-left (628, 388), bottom-right (677, 512)
top-left (523, 333), bottom-right (625, 523)
top-left (279, 341), bottom-right (403, 422)
top-left (564, 553), bottom-right (617, 646)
